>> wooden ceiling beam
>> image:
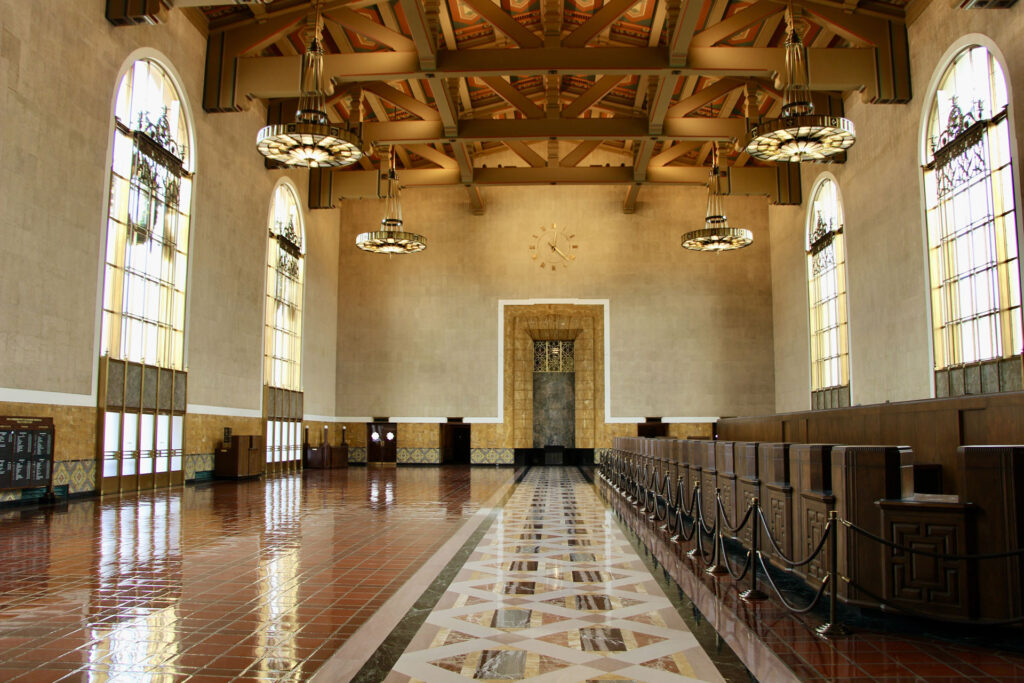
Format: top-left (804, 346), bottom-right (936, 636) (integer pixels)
top-left (481, 77), bottom-right (546, 118)
top-left (323, 8), bottom-right (416, 52)
top-left (357, 117), bottom-right (745, 144)
top-left (622, 184), bottom-right (641, 213)
top-left (459, 0), bottom-right (544, 48)
top-left (632, 139), bottom-right (656, 182)
top-left (505, 141), bottom-right (548, 168)
top-left (666, 0), bottom-right (703, 67)
top-left (466, 185), bottom-right (486, 215)
top-left (560, 140), bottom-right (602, 167)
top-left (562, 0), bottom-right (642, 48)
top-left (360, 82), bottom-right (441, 120)
top-left (561, 75), bottom-right (623, 118)
top-left (648, 140), bottom-right (699, 167)
top-left (237, 46), bottom-right (876, 93)
top-left (691, 0), bottom-right (783, 48)
top-left (452, 141), bottom-right (475, 184)
top-left (405, 143), bottom-right (458, 169)
top-left (397, 0), bottom-right (437, 69)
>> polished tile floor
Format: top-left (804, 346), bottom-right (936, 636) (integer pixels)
top-left (601, 474), bottom-right (1024, 682)
top-left (0, 467), bottom-right (515, 682)
top-left (387, 468), bottom-right (726, 682)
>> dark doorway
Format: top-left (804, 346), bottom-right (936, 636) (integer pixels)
top-left (366, 422), bottom-right (397, 465)
top-left (441, 423), bottom-right (471, 464)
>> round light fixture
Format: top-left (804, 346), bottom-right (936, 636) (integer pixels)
top-left (743, 9), bottom-right (856, 163)
top-left (255, 20), bottom-right (363, 169)
top-left (257, 123), bottom-right (363, 168)
top-left (356, 157), bottom-right (427, 254)
top-left (681, 144), bottom-right (753, 253)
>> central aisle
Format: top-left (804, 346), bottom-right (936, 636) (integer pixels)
top-left (388, 467), bottom-right (726, 682)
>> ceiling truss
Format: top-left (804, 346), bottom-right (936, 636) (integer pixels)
top-left (111, 0), bottom-right (911, 212)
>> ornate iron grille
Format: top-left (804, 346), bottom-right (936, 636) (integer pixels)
top-left (533, 341), bottom-right (574, 372)
top-left (806, 180), bottom-right (849, 395)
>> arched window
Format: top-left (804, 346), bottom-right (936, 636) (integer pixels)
top-left (263, 183), bottom-right (305, 473)
top-left (923, 43), bottom-right (1022, 395)
top-left (99, 56), bottom-right (193, 492)
top-left (102, 58), bottom-right (193, 369)
top-left (807, 176), bottom-right (850, 409)
top-left (264, 182), bottom-right (305, 391)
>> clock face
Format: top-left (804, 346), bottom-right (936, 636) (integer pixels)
top-left (528, 224), bottom-right (578, 270)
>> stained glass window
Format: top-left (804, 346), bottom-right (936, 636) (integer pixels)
top-left (807, 177), bottom-right (850, 408)
top-left (102, 59), bottom-right (192, 370)
top-left (923, 45), bottom-right (1021, 379)
top-left (265, 183), bottom-right (305, 391)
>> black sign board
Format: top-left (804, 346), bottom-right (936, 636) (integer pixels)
top-left (0, 417), bottom-right (55, 491)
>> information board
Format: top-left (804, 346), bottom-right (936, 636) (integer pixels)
top-left (0, 417), bottom-right (54, 490)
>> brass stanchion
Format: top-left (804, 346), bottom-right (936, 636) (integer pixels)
top-left (815, 510), bottom-right (848, 637)
top-left (687, 482), bottom-right (702, 558)
top-left (705, 488), bottom-right (727, 575)
top-left (740, 498), bottom-right (767, 601)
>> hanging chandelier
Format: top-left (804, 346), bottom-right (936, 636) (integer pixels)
top-left (356, 150), bottom-right (427, 254)
top-left (256, 3), bottom-right (363, 168)
top-left (743, 5), bottom-right (855, 163)
top-left (681, 144), bottom-right (753, 252)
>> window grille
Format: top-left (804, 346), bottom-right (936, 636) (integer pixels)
top-left (533, 341), bottom-right (575, 373)
top-left (923, 46), bottom-right (1021, 391)
top-left (265, 184), bottom-right (305, 391)
top-left (806, 177), bottom-right (850, 407)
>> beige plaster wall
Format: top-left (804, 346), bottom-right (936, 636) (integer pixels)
top-left (0, 4), bottom-right (337, 417)
top-left (769, 1), bottom-right (1024, 412)
top-left (336, 184), bottom-right (775, 420)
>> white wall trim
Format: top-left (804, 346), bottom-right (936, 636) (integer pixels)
top-left (662, 416), bottom-right (720, 423)
top-left (0, 388), bottom-right (95, 408)
top-left (391, 417), bottom-right (447, 423)
top-left (187, 404), bottom-right (262, 418)
top-left (335, 416), bottom-right (374, 423)
top-left (464, 416), bottom-right (503, 424)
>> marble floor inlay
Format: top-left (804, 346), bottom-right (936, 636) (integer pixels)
top-left (387, 468), bottom-right (726, 682)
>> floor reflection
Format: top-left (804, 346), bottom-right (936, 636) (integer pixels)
top-left (0, 465), bottom-right (513, 681)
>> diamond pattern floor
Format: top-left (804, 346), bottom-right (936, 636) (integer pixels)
top-left (388, 467), bottom-right (725, 682)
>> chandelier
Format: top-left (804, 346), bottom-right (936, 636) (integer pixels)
top-left (743, 5), bottom-right (856, 163)
top-left (681, 144), bottom-right (753, 252)
top-left (256, 3), bottom-right (363, 168)
top-left (356, 150), bottom-right (427, 254)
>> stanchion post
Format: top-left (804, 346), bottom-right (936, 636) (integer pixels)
top-left (816, 510), bottom-right (848, 637)
top-left (706, 488), bottom-right (727, 574)
top-left (740, 498), bottom-right (767, 601)
top-left (687, 482), bottom-right (702, 559)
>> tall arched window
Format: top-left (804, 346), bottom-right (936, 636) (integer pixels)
top-left (264, 182), bottom-right (305, 391)
top-left (263, 182), bottom-right (305, 473)
top-left (807, 176), bottom-right (850, 409)
top-left (102, 58), bottom-right (193, 368)
top-left (99, 56), bottom-right (193, 493)
top-left (923, 43), bottom-right (1022, 395)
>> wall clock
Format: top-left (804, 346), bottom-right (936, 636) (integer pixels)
top-left (529, 224), bottom-right (578, 270)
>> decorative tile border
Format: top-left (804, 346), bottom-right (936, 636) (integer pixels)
top-left (53, 459), bottom-right (96, 495)
top-left (348, 446), bottom-right (367, 464)
top-left (471, 448), bottom-right (513, 465)
top-left (185, 453), bottom-right (215, 481)
top-left (397, 447), bottom-right (441, 464)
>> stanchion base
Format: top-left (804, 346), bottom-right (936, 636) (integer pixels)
top-left (739, 589), bottom-right (768, 602)
top-left (647, 514), bottom-right (657, 522)
top-left (704, 564), bottom-right (728, 575)
top-left (815, 623), bottom-right (848, 638)
top-left (658, 524), bottom-right (669, 532)
top-left (669, 534), bottom-right (682, 544)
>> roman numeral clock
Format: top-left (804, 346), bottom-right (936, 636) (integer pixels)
top-left (529, 223), bottom-right (578, 270)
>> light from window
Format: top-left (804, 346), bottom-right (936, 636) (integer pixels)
top-left (806, 177), bottom-right (849, 394)
top-left (265, 184), bottom-right (304, 391)
top-left (102, 59), bottom-right (192, 370)
top-left (923, 45), bottom-right (1021, 369)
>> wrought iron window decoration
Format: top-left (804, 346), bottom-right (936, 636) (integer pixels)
top-left (927, 97), bottom-right (991, 198)
top-left (355, 147), bottom-right (427, 254)
top-left (807, 208), bottom-right (843, 274)
top-left (127, 108), bottom-right (186, 246)
top-left (534, 341), bottom-right (575, 373)
top-left (256, 1), bottom-right (363, 168)
top-left (681, 143), bottom-right (753, 252)
top-left (744, 4), bottom-right (856, 163)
